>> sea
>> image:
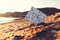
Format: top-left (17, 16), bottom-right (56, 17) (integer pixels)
top-left (0, 17), bottom-right (18, 23)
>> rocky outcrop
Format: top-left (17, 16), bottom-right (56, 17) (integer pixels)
top-left (0, 12), bottom-right (60, 40)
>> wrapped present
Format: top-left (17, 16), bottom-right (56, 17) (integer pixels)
top-left (25, 7), bottom-right (46, 25)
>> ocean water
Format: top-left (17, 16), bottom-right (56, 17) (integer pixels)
top-left (0, 17), bottom-right (18, 23)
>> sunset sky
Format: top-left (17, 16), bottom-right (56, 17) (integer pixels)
top-left (0, 0), bottom-right (60, 13)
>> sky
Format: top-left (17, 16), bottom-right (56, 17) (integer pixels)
top-left (0, 0), bottom-right (60, 13)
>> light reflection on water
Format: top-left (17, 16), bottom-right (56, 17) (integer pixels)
top-left (0, 17), bottom-right (18, 23)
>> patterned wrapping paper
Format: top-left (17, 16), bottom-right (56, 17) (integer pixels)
top-left (25, 7), bottom-right (46, 25)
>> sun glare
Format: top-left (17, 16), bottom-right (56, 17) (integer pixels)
top-left (0, 0), bottom-right (60, 13)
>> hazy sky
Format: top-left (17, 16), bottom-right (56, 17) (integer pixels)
top-left (0, 0), bottom-right (60, 13)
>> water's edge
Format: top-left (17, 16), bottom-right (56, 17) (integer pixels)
top-left (0, 17), bottom-right (19, 23)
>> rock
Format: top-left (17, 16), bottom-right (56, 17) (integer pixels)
top-left (25, 7), bottom-right (46, 25)
top-left (13, 36), bottom-right (24, 40)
